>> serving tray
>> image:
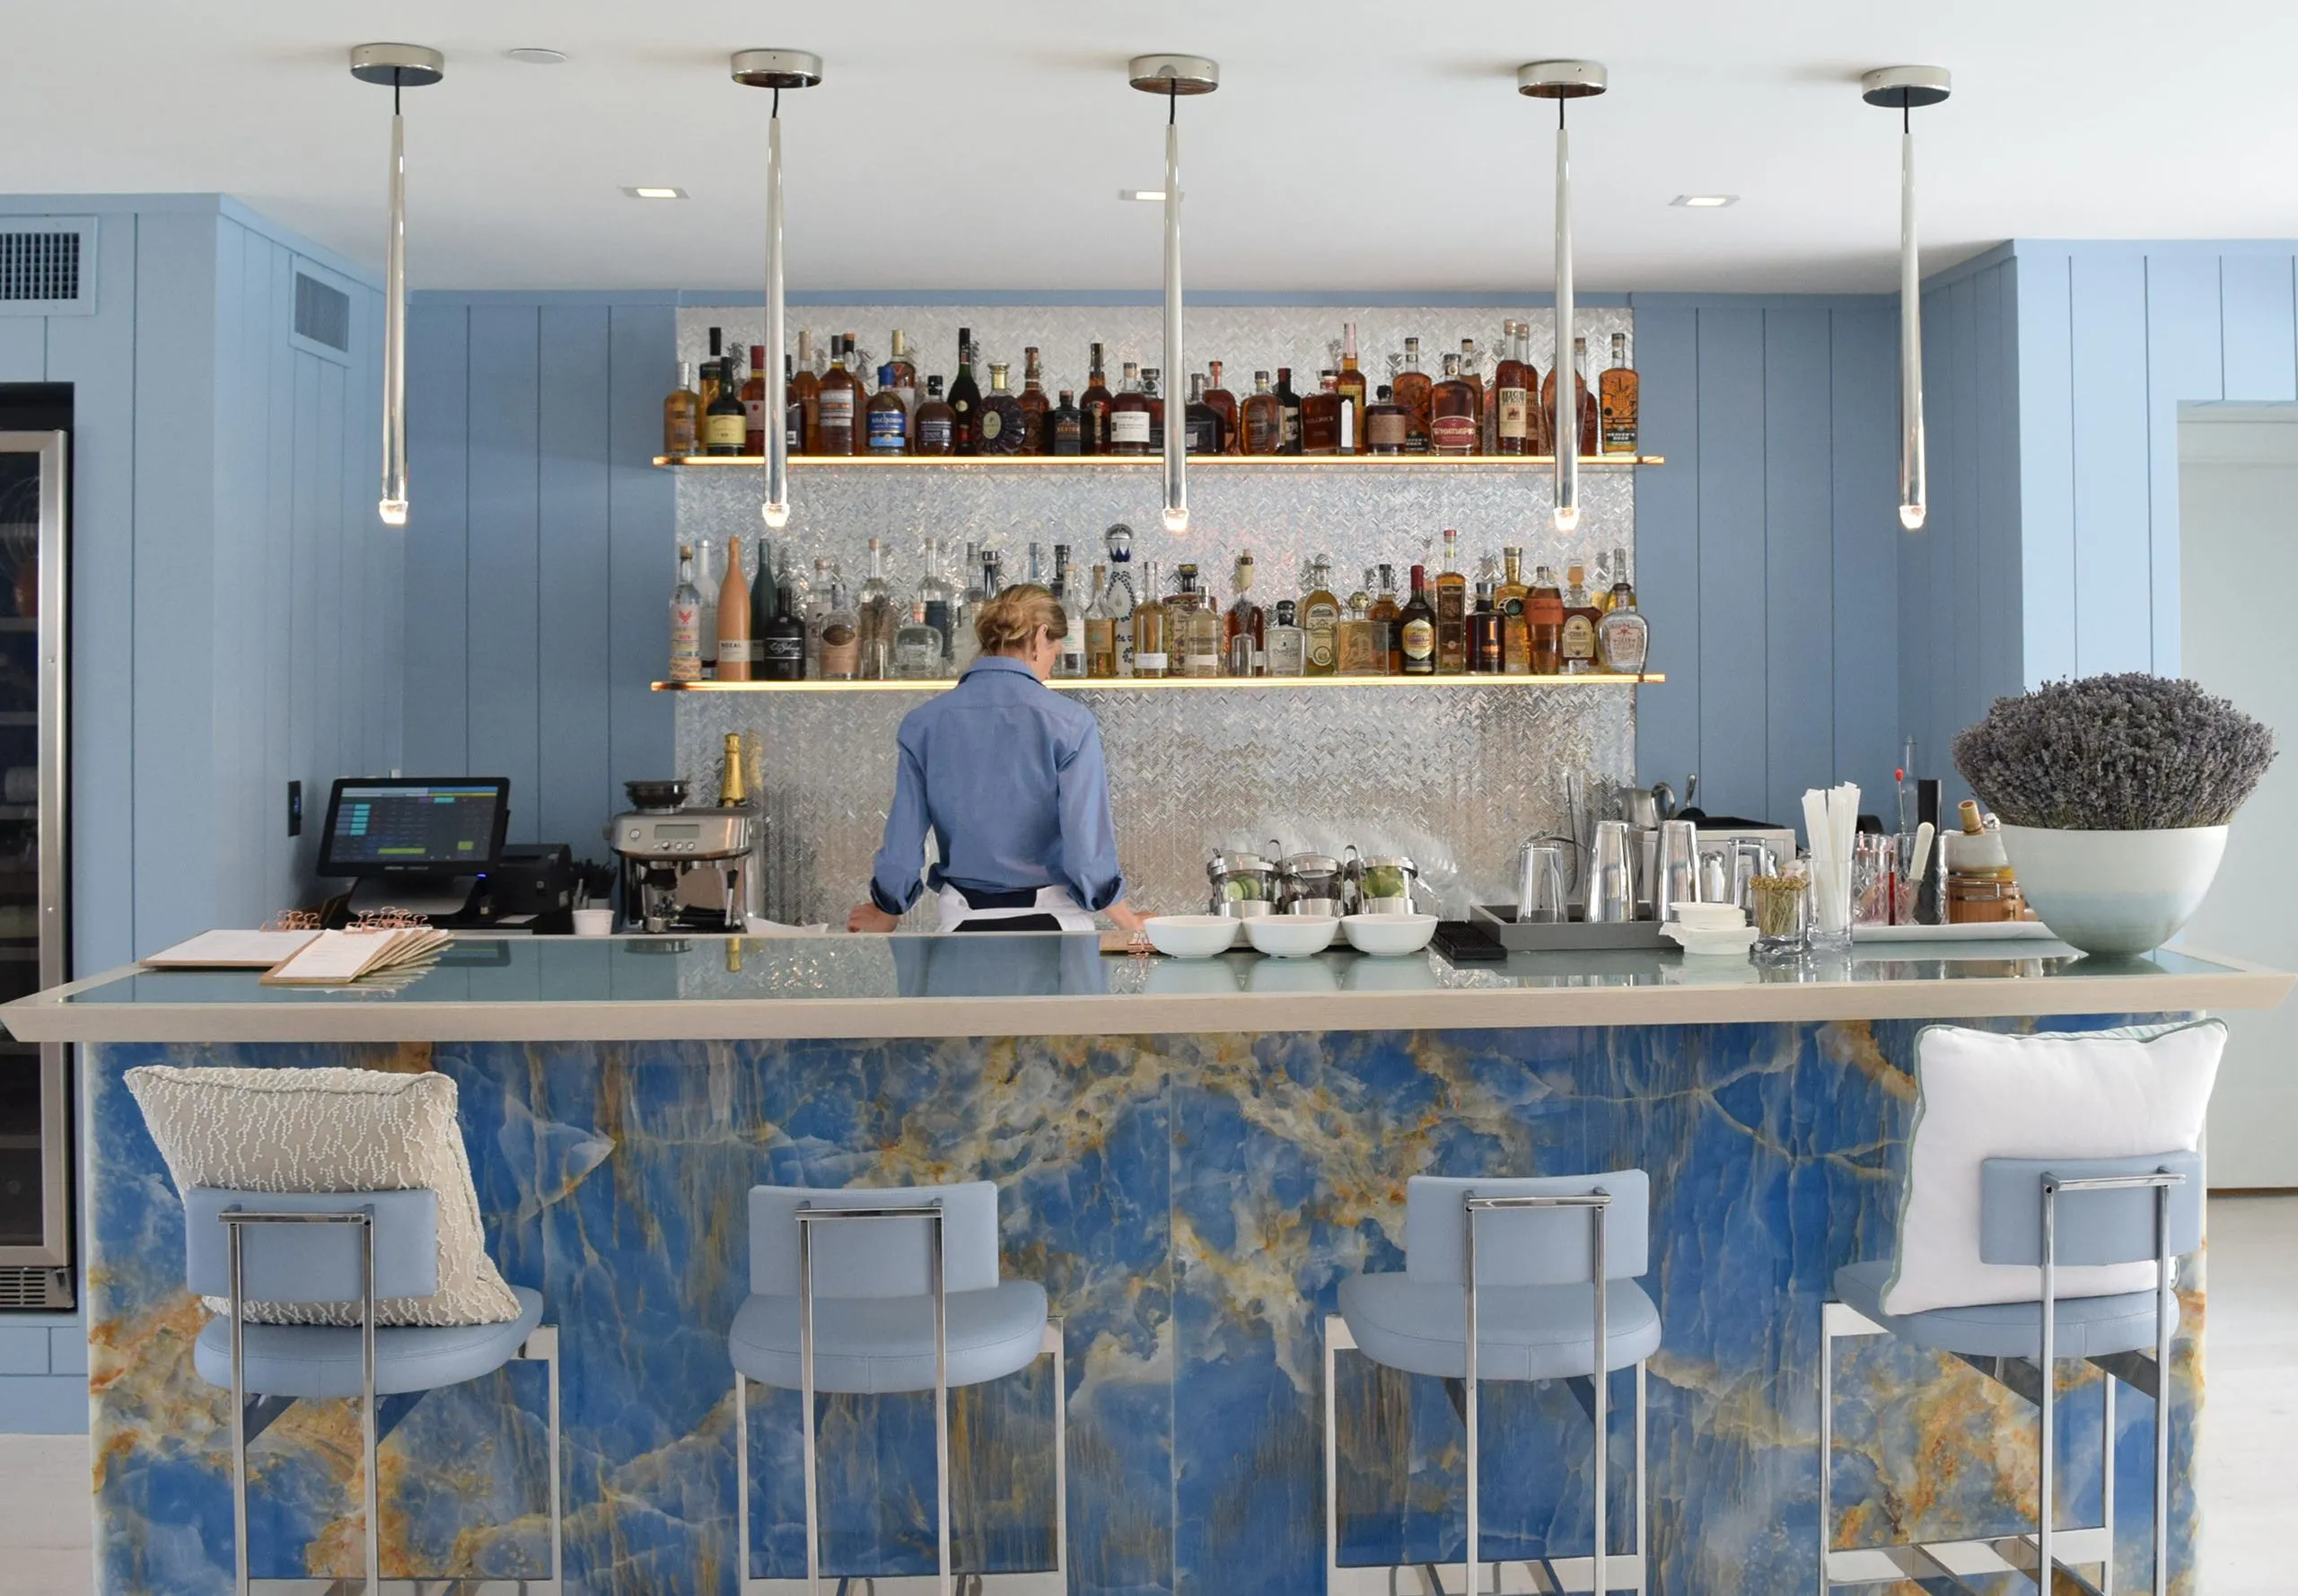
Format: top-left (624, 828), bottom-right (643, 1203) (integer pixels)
top-left (1469, 905), bottom-right (1671, 951)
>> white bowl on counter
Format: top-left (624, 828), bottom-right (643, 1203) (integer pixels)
top-left (1247, 916), bottom-right (1341, 959)
top-left (1671, 902), bottom-right (1748, 931)
top-left (1143, 915), bottom-right (1241, 960)
top-left (1660, 923), bottom-right (1760, 958)
top-left (1340, 913), bottom-right (1440, 957)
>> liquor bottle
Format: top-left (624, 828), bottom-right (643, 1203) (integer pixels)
top-left (948, 329), bottom-right (981, 455)
top-left (704, 355), bottom-right (749, 456)
top-left (750, 535), bottom-right (776, 671)
top-left (1459, 338), bottom-right (1488, 454)
top-left (1052, 545), bottom-right (1084, 677)
top-left (1241, 371), bottom-right (1283, 455)
top-left (700, 327), bottom-right (725, 415)
top-left (760, 574), bottom-right (807, 680)
top-left (1266, 599), bottom-right (1306, 677)
top-left (866, 364), bottom-right (909, 453)
top-left (1103, 523), bottom-right (1139, 673)
top-left (663, 362), bottom-right (701, 457)
top-left (918, 539), bottom-right (956, 668)
top-left (1393, 338), bottom-right (1433, 453)
top-left (1184, 374), bottom-right (1225, 455)
top-left (696, 537), bottom-right (719, 675)
top-left (783, 355), bottom-right (804, 452)
top-left (1108, 363), bottom-right (1153, 456)
top-left (1335, 322), bottom-right (1369, 453)
top-left (1399, 565), bottom-right (1437, 676)
top-left (1301, 557), bottom-right (1341, 676)
top-left (818, 583), bottom-right (861, 680)
top-left (1598, 563), bottom-right (1649, 674)
top-left (1429, 354), bottom-right (1479, 456)
top-left (1590, 549), bottom-right (1614, 612)
top-left (1141, 368), bottom-right (1166, 449)
top-left (892, 601), bottom-right (943, 679)
top-left (1080, 342), bottom-right (1114, 454)
top-left (1224, 551), bottom-right (1266, 676)
top-left (886, 330), bottom-right (918, 417)
top-left (1370, 563), bottom-right (1402, 674)
top-left (792, 330), bottom-right (820, 452)
top-left (1543, 335), bottom-right (1599, 460)
top-left (669, 543), bottom-right (703, 681)
top-left (1469, 577), bottom-right (1502, 673)
top-left (856, 536), bottom-right (896, 680)
top-left (1529, 564), bottom-right (1565, 673)
top-left (1048, 390), bottom-right (1084, 455)
top-left (1275, 366), bottom-right (1303, 453)
top-left (1203, 361), bottom-right (1241, 453)
top-left (1560, 562), bottom-right (1601, 673)
top-left (977, 362), bottom-right (1027, 454)
top-left (1494, 321), bottom-right (1535, 457)
top-left (1171, 563), bottom-right (1222, 678)
top-left (715, 533), bottom-right (754, 680)
top-left (1131, 559), bottom-right (1171, 680)
top-left (816, 336), bottom-right (862, 456)
top-left (952, 545), bottom-right (987, 672)
top-left (741, 345), bottom-right (767, 455)
top-left (1336, 568), bottom-right (1379, 676)
top-left (802, 555), bottom-right (837, 674)
top-left (1609, 547), bottom-right (1634, 609)
top-left (1025, 541), bottom-right (1044, 587)
top-left (1018, 346), bottom-right (1051, 455)
top-left (1496, 547), bottom-right (1531, 675)
top-left (1083, 563), bottom-right (1118, 679)
top-left (914, 376), bottom-right (954, 456)
top-left (1434, 528), bottom-right (1469, 673)
top-left (1366, 384), bottom-right (1408, 455)
top-left (1300, 373), bottom-right (1343, 455)
top-left (1600, 331), bottom-right (1639, 455)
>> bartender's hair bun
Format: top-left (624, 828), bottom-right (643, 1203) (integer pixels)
top-left (977, 583), bottom-right (1067, 655)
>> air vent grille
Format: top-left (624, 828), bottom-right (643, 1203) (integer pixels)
top-left (0, 233), bottom-right (79, 304)
top-left (0, 1265), bottom-right (72, 1310)
top-left (294, 272), bottom-right (352, 354)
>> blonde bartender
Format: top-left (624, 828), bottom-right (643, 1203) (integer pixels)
top-left (846, 585), bottom-right (1148, 936)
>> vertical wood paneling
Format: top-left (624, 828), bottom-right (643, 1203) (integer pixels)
top-left (465, 308), bottom-right (542, 831)
top-left (287, 350), bottom-right (321, 893)
top-left (2218, 254), bottom-right (2297, 402)
top-left (210, 221), bottom-right (261, 916)
top-left (403, 303), bottom-right (469, 775)
top-left (2145, 256), bottom-right (2224, 676)
top-left (311, 355), bottom-right (347, 870)
top-left (606, 305), bottom-right (677, 834)
top-left (1693, 308), bottom-right (1767, 817)
top-left (261, 242), bottom-right (298, 913)
top-left (1760, 309), bottom-right (1833, 825)
top-left (2067, 255), bottom-right (2153, 676)
top-left (1829, 302), bottom-right (1900, 806)
top-left (1945, 277), bottom-right (1981, 766)
top-left (2015, 250), bottom-right (2077, 686)
top-left (538, 307), bottom-right (613, 847)
top-left (1628, 304), bottom-right (1698, 792)
top-left (1974, 262), bottom-right (2022, 721)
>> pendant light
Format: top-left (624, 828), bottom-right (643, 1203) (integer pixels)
top-left (732, 50), bottom-right (823, 532)
top-left (350, 44), bottom-right (444, 530)
top-left (1519, 61), bottom-right (1605, 534)
top-left (1127, 55), bottom-right (1219, 535)
top-left (1863, 66), bottom-right (1952, 531)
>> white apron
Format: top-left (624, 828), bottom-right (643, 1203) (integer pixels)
top-left (935, 883), bottom-right (1096, 934)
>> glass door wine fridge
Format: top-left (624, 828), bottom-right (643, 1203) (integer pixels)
top-left (0, 427), bottom-right (68, 1308)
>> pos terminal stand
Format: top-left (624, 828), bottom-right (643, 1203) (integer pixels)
top-left (317, 778), bottom-right (513, 928)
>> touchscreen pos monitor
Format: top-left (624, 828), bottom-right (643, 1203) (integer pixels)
top-left (319, 778), bottom-right (510, 918)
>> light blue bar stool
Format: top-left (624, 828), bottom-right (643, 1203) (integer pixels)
top-left (1820, 1150), bottom-right (2201, 1593)
top-left (728, 1181), bottom-right (1066, 1596)
top-left (1326, 1172), bottom-right (1660, 1596)
top-left (186, 1187), bottom-right (562, 1596)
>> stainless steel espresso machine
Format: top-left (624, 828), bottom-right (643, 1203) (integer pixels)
top-left (606, 779), bottom-right (763, 933)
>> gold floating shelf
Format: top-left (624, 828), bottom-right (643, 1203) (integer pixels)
top-left (652, 452), bottom-right (1662, 470)
top-left (654, 673), bottom-right (1661, 694)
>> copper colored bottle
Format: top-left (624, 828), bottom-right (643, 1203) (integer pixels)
top-left (1542, 336), bottom-right (1600, 459)
top-left (1080, 342), bottom-right (1114, 454)
top-left (1493, 320), bottom-right (1536, 457)
top-left (1528, 565), bottom-right (1565, 674)
top-left (1334, 322), bottom-right (1369, 455)
top-left (815, 335), bottom-right (864, 456)
top-left (790, 330), bottom-right (820, 453)
top-left (1429, 354), bottom-right (1480, 455)
top-left (740, 344), bottom-right (767, 457)
top-left (1202, 360), bottom-right (1241, 454)
top-left (913, 375), bottom-right (955, 456)
top-left (1241, 370), bottom-right (1284, 456)
top-left (1108, 363), bottom-right (1153, 457)
top-left (1391, 338), bottom-right (1433, 453)
top-left (1300, 373), bottom-right (1343, 455)
top-left (1017, 346), bottom-right (1051, 456)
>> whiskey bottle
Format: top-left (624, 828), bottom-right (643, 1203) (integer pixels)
top-left (1301, 557), bottom-right (1341, 676)
top-left (1083, 562), bottom-right (1118, 679)
top-left (1496, 547), bottom-right (1531, 675)
top-left (1266, 600), bottom-right (1306, 677)
top-left (700, 327), bottom-right (725, 416)
top-left (1171, 563), bottom-right (1223, 678)
top-left (1018, 346), bottom-right (1051, 455)
top-left (669, 543), bottom-right (703, 681)
top-left (1560, 562), bottom-right (1601, 672)
top-left (1103, 523), bottom-right (1139, 673)
top-left (1336, 568), bottom-right (1379, 676)
top-left (1433, 528), bottom-right (1469, 673)
top-left (783, 355), bottom-right (804, 452)
top-left (741, 344), bottom-right (767, 455)
top-left (1600, 331), bottom-right (1640, 455)
top-left (887, 329), bottom-right (918, 417)
top-left (1224, 551), bottom-right (1266, 676)
top-left (1048, 390), bottom-right (1085, 455)
top-left (914, 376), bottom-right (954, 456)
top-left (1392, 338), bottom-right (1433, 453)
top-left (1399, 565), bottom-right (1437, 676)
top-left (1184, 374), bottom-right (1226, 455)
top-left (1241, 371), bottom-right (1284, 456)
top-left (791, 330), bottom-right (820, 452)
top-left (1429, 354), bottom-right (1479, 456)
top-left (1529, 564), bottom-right (1565, 674)
top-left (948, 329), bottom-right (981, 455)
top-left (1469, 577), bottom-right (1502, 673)
top-left (815, 336), bottom-right (862, 456)
top-left (1141, 368), bottom-right (1165, 449)
top-left (1108, 363), bottom-right (1153, 456)
top-left (1543, 335), bottom-right (1599, 460)
top-left (704, 355), bottom-right (749, 456)
top-left (1131, 559), bottom-right (1171, 679)
top-left (1080, 343), bottom-right (1114, 454)
top-left (1366, 384), bottom-right (1408, 455)
top-left (715, 533), bottom-right (754, 680)
top-left (1597, 564), bottom-right (1649, 674)
top-left (1300, 373), bottom-right (1343, 455)
top-left (818, 582), bottom-right (861, 680)
top-left (893, 601), bottom-right (944, 680)
top-left (760, 576), bottom-right (808, 680)
top-left (1370, 563), bottom-right (1402, 674)
top-left (1274, 366), bottom-right (1303, 453)
top-left (866, 364), bottom-right (909, 453)
top-left (1459, 338), bottom-right (1489, 454)
top-left (1203, 361), bottom-right (1241, 454)
top-left (663, 362), bottom-right (701, 457)
top-left (1335, 321), bottom-right (1368, 454)
top-left (1494, 321), bottom-right (1535, 456)
top-left (977, 362), bottom-right (1026, 455)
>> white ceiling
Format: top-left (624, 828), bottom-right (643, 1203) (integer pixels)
top-left (7, 1), bottom-right (2298, 294)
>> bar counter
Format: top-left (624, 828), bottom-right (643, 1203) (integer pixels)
top-left (8, 934), bottom-right (2287, 1595)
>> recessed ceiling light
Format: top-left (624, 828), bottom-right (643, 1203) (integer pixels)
top-left (623, 187), bottom-right (689, 201)
top-left (505, 48), bottom-right (568, 66)
top-left (1671, 194), bottom-right (1739, 208)
top-left (1118, 189), bottom-right (1168, 202)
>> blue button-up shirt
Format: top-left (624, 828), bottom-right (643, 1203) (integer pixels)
top-left (869, 655), bottom-right (1127, 916)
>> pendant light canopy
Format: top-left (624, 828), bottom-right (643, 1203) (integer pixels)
top-left (1863, 66), bottom-right (1952, 532)
top-left (1519, 61), bottom-right (1606, 534)
top-left (732, 49), bottom-right (824, 533)
top-left (1127, 54), bottom-right (1219, 535)
top-left (350, 43), bottom-right (443, 530)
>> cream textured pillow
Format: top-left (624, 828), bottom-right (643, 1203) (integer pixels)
top-left (1880, 1020), bottom-right (2223, 1317)
top-left (125, 1065), bottom-right (522, 1328)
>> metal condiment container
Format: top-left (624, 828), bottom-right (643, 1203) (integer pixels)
top-left (1352, 853), bottom-right (1421, 916)
top-left (1206, 849), bottom-right (1278, 920)
top-left (1277, 851), bottom-right (1351, 917)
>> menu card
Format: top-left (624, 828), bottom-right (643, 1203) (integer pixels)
top-left (259, 927), bottom-right (452, 987)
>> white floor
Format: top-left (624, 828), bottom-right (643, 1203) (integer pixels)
top-left (1, 1197), bottom-right (2291, 1595)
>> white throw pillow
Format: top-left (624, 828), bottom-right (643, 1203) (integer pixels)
top-left (125, 1065), bottom-right (523, 1328)
top-left (1880, 1021), bottom-right (2223, 1317)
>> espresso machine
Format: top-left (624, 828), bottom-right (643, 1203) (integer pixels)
top-left (606, 780), bottom-right (762, 933)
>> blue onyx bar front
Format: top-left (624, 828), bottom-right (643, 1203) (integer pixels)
top-left (74, 1007), bottom-right (2203, 1596)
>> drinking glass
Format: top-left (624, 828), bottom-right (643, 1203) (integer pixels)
top-left (1514, 838), bottom-right (1569, 924)
top-left (1588, 821), bottom-right (1635, 924)
top-left (1655, 820), bottom-right (1699, 922)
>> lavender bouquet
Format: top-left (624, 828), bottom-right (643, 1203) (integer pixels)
top-left (1953, 672), bottom-right (2275, 831)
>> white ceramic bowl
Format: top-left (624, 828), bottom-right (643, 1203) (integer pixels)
top-left (1661, 924), bottom-right (1759, 958)
top-left (1144, 915), bottom-right (1241, 960)
top-left (1247, 916), bottom-right (1341, 959)
top-left (1671, 902), bottom-right (1748, 931)
top-left (1340, 912), bottom-right (1440, 957)
top-left (1997, 824), bottom-right (2229, 956)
